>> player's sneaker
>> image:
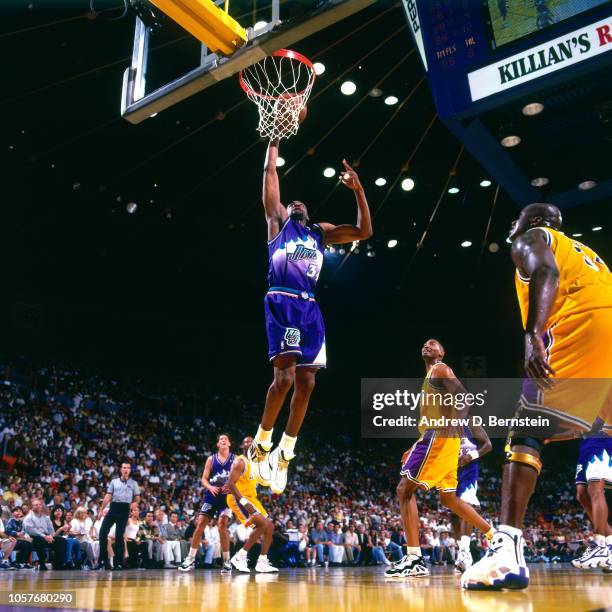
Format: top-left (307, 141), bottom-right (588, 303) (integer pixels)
top-left (248, 440), bottom-right (272, 486)
top-left (571, 543), bottom-right (609, 569)
top-left (455, 548), bottom-right (473, 573)
top-left (220, 561), bottom-right (232, 574)
top-left (461, 529), bottom-right (529, 590)
top-left (269, 447), bottom-right (292, 494)
top-left (231, 552), bottom-right (250, 573)
top-left (178, 557), bottom-right (196, 572)
top-left (602, 547), bottom-right (612, 574)
top-left (384, 554), bottom-right (429, 578)
top-left (255, 557), bottom-right (279, 573)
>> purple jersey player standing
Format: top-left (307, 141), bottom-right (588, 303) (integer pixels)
top-left (248, 137), bottom-right (372, 494)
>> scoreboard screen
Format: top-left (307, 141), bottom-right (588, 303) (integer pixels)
top-left (486, 0), bottom-right (610, 48)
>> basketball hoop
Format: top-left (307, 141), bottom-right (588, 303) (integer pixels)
top-left (239, 49), bottom-right (316, 141)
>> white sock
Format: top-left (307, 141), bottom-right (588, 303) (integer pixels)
top-left (258, 554), bottom-right (267, 562)
top-left (279, 433), bottom-right (297, 459)
top-left (237, 547), bottom-right (248, 558)
top-left (255, 426), bottom-right (273, 448)
top-left (188, 547), bottom-right (198, 560)
top-left (606, 535), bottom-right (612, 546)
top-left (460, 535), bottom-right (471, 551)
top-left (595, 534), bottom-right (606, 547)
top-left (407, 546), bottom-right (421, 557)
top-left (499, 524), bottom-right (522, 539)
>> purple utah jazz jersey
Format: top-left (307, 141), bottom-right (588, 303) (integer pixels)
top-left (268, 219), bottom-right (325, 295)
top-left (208, 452), bottom-right (235, 488)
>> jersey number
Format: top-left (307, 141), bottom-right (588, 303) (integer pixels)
top-left (306, 263), bottom-right (320, 280)
top-left (572, 241), bottom-right (606, 272)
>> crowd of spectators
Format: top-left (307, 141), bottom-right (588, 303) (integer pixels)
top-left (0, 361), bottom-right (593, 571)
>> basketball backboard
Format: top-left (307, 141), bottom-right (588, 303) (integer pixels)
top-left (121, 0), bottom-right (378, 124)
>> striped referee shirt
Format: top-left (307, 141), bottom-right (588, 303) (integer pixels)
top-left (107, 478), bottom-right (139, 503)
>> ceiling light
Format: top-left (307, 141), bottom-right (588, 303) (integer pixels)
top-left (150, 112), bottom-right (158, 118)
top-left (367, 250), bottom-right (376, 258)
top-left (592, 226), bottom-right (602, 231)
top-left (448, 186), bottom-right (460, 195)
top-left (522, 102), bottom-right (544, 116)
top-left (254, 21), bottom-right (267, 31)
top-left (480, 179), bottom-right (492, 187)
top-left (126, 202), bottom-right (138, 214)
top-left (323, 167), bottom-right (336, 178)
top-left (401, 178), bottom-right (415, 191)
top-left (501, 134), bottom-right (521, 147)
top-left (384, 96), bottom-right (398, 106)
top-left (369, 88), bottom-right (383, 98)
top-left (488, 242), bottom-right (500, 253)
top-left (578, 180), bottom-right (597, 190)
top-left (388, 239), bottom-right (398, 248)
top-left (461, 241), bottom-right (472, 247)
top-left (276, 157), bottom-right (285, 167)
top-left (375, 178), bottom-right (387, 187)
top-left (339, 248), bottom-right (346, 255)
top-left (572, 233), bottom-right (582, 237)
top-left (531, 177), bottom-right (549, 187)
top-left (340, 81), bottom-right (356, 95)
top-left (506, 237), bottom-right (512, 244)
top-left (313, 62), bottom-right (325, 76)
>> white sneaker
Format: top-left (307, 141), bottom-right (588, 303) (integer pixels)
top-left (231, 552), bottom-right (250, 573)
top-left (255, 557), bottom-right (279, 573)
top-left (571, 544), bottom-right (609, 569)
top-left (602, 547), bottom-right (612, 574)
top-left (384, 554), bottom-right (429, 578)
top-left (220, 561), bottom-right (232, 574)
top-left (178, 557), bottom-right (196, 572)
top-left (455, 548), bottom-right (473, 573)
top-left (461, 530), bottom-right (529, 590)
top-left (269, 447), bottom-right (292, 494)
top-left (248, 440), bottom-right (272, 486)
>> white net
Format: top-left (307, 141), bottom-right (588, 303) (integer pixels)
top-left (240, 50), bottom-right (315, 141)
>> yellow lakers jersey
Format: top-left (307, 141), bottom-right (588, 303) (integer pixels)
top-left (234, 455), bottom-right (258, 498)
top-left (515, 227), bottom-right (612, 329)
top-left (419, 363), bottom-right (456, 434)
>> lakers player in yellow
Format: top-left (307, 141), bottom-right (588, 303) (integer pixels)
top-left (385, 339), bottom-right (495, 578)
top-left (227, 436), bottom-right (278, 573)
top-left (463, 203), bottom-right (612, 590)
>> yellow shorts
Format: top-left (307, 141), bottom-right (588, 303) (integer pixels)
top-left (521, 308), bottom-right (612, 433)
top-left (227, 494), bottom-right (268, 527)
top-left (400, 430), bottom-right (460, 492)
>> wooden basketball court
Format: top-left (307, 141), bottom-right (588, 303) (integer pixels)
top-left (3, 566), bottom-right (610, 611)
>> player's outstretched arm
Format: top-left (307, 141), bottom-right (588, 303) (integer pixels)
top-left (319, 160), bottom-right (373, 245)
top-left (263, 138), bottom-right (288, 241)
top-left (511, 229), bottom-right (559, 381)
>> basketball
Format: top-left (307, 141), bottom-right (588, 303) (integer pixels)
top-left (299, 104), bottom-right (308, 124)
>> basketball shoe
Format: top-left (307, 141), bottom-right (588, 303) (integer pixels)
top-left (461, 528), bottom-right (529, 590)
top-left (269, 447), bottom-right (292, 494)
top-left (384, 554), bottom-right (429, 578)
top-left (602, 545), bottom-right (612, 574)
top-left (230, 550), bottom-right (250, 573)
top-left (255, 556), bottom-right (279, 573)
top-left (178, 556), bottom-right (196, 572)
top-left (220, 561), bottom-right (232, 574)
top-left (247, 440), bottom-right (272, 486)
top-left (455, 547), bottom-right (473, 573)
top-left (572, 541), bottom-right (609, 569)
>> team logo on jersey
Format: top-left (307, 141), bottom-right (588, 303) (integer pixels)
top-left (575, 464), bottom-right (583, 478)
top-left (287, 244), bottom-right (318, 262)
top-left (284, 328), bottom-right (301, 347)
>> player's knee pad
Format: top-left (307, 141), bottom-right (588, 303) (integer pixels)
top-left (504, 437), bottom-right (543, 475)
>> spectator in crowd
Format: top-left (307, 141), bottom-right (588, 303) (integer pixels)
top-left (0, 518), bottom-right (17, 569)
top-left (439, 530), bottom-right (456, 565)
top-left (124, 507), bottom-right (142, 569)
top-left (23, 499), bottom-right (62, 570)
top-left (5, 507), bottom-right (33, 568)
top-left (383, 529), bottom-right (403, 562)
top-left (202, 519), bottom-right (220, 568)
top-left (70, 507), bottom-right (95, 569)
top-left (137, 511), bottom-right (161, 569)
top-left (344, 525), bottom-right (359, 565)
top-left (166, 512), bottom-right (188, 562)
top-left (369, 529), bottom-right (391, 566)
top-left (50, 505), bottom-right (74, 569)
top-left (155, 509), bottom-right (181, 568)
top-left (356, 525), bottom-right (371, 566)
top-left (310, 520), bottom-right (332, 566)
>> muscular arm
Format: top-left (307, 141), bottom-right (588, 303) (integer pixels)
top-left (263, 139), bottom-right (288, 241)
top-left (227, 458), bottom-right (258, 515)
top-left (511, 229), bottom-right (559, 379)
top-left (432, 363), bottom-right (467, 396)
top-left (200, 456), bottom-right (215, 491)
top-left (471, 423), bottom-right (492, 458)
top-left (319, 160), bottom-right (372, 245)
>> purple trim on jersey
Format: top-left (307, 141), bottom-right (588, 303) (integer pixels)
top-left (575, 437), bottom-right (612, 485)
top-left (400, 429), bottom-right (436, 483)
top-left (457, 460), bottom-right (478, 498)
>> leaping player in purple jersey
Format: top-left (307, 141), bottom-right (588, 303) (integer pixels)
top-left (248, 137), bottom-right (372, 494)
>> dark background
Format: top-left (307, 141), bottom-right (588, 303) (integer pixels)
top-left (0, 0), bottom-right (610, 416)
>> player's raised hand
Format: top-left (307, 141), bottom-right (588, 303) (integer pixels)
top-left (340, 159), bottom-right (362, 191)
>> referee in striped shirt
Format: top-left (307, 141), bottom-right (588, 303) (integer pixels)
top-left (97, 461), bottom-right (140, 570)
